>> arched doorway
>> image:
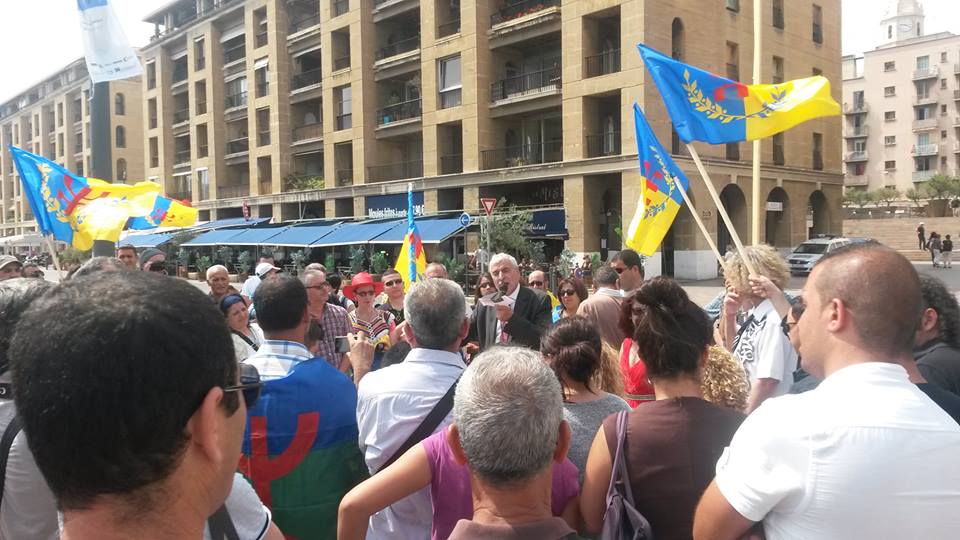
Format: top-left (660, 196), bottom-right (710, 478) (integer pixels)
top-left (807, 190), bottom-right (830, 238)
top-left (718, 184), bottom-right (747, 256)
top-left (765, 187), bottom-right (791, 247)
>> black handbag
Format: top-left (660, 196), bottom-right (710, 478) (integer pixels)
top-left (600, 410), bottom-right (654, 540)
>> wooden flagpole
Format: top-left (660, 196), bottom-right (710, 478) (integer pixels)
top-left (42, 235), bottom-right (63, 276)
top-left (685, 143), bottom-right (758, 276)
top-left (673, 181), bottom-right (729, 275)
top-left (751, 0), bottom-right (763, 245)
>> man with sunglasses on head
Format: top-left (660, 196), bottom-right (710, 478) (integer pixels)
top-left (609, 249), bottom-right (644, 294)
top-left (8, 272), bottom-right (284, 540)
top-left (301, 269), bottom-right (351, 370)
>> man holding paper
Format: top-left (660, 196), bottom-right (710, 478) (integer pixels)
top-left (468, 253), bottom-right (552, 352)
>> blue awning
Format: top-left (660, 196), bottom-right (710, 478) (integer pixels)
top-left (181, 227), bottom-right (251, 247)
top-left (529, 209), bottom-right (567, 238)
top-left (226, 226), bottom-right (292, 246)
top-left (372, 217), bottom-right (466, 244)
top-left (310, 220), bottom-right (405, 247)
top-left (267, 222), bottom-right (343, 247)
top-left (123, 232), bottom-right (175, 248)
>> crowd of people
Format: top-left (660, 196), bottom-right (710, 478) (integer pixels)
top-left (0, 240), bottom-right (959, 539)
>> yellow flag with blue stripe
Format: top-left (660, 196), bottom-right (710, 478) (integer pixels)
top-left (637, 44), bottom-right (840, 143)
top-left (625, 104), bottom-right (690, 256)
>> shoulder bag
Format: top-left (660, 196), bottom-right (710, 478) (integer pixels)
top-left (600, 410), bottom-right (653, 540)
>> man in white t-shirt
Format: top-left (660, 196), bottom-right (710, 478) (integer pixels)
top-left (694, 244), bottom-right (960, 540)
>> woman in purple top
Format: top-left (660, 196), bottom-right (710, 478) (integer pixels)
top-left (337, 426), bottom-right (580, 540)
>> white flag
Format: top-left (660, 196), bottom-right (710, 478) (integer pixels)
top-left (77, 0), bottom-right (142, 83)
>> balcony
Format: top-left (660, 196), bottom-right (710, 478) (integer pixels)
top-left (260, 181), bottom-right (273, 195)
top-left (586, 133), bottom-right (621, 158)
top-left (955, 116), bottom-right (960, 126)
top-left (437, 18), bottom-right (461, 38)
top-left (368, 160), bottom-right (423, 182)
top-left (292, 122), bottom-right (323, 143)
top-left (844, 125), bottom-right (869, 138)
top-left (491, 0), bottom-right (560, 27)
top-left (954, 89), bottom-right (960, 100)
top-left (844, 150), bottom-right (868, 162)
top-left (291, 68), bottom-right (322, 90)
top-left (481, 140), bottom-right (563, 170)
top-left (377, 98), bottom-right (421, 126)
top-left (172, 65), bottom-right (188, 84)
top-left (289, 13), bottom-right (320, 35)
top-left (284, 174), bottom-right (324, 191)
top-left (955, 141), bottom-right (960, 153)
top-left (196, 100), bottom-right (207, 115)
top-left (845, 174), bottom-right (869, 186)
top-left (332, 0), bottom-right (349, 17)
top-left (912, 66), bottom-right (939, 80)
top-left (914, 94), bottom-right (938, 107)
top-left (256, 82), bottom-right (269, 97)
top-left (491, 66), bottom-right (561, 102)
top-left (336, 113), bottom-right (352, 131)
top-left (375, 35), bottom-right (419, 62)
top-left (842, 101), bottom-right (868, 114)
top-left (167, 191), bottom-right (192, 201)
top-left (174, 149), bottom-right (191, 165)
top-left (225, 92), bottom-right (248, 110)
top-left (913, 170), bottom-right (937, 182)
top-left (333, 55), bottom-right (350, 71)
top-left (584, 50), bottom-right (621, 78)
top-left (258, 130), bottom-right (270, 146)
top-left (255, 31), bottom-right (268, 48)
top-left (223, 45), bottom-right (246, 65)
top-left (912, 117), bottom-right (938, 131)
top-left (218, 185), bottom-right (250, 199)
top-left (172, 108), bottom-right (190, 125)
top-left (225, 137), bottom-right (249, 155)
top-left (912, 144), bottom-right (939, 156)
top-left (336, 169), bottom-right (353, 186)
top-left (440, 154), bottom-right (463, 174)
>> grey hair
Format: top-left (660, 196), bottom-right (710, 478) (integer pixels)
top-left (404, 278), bottom-right (465, 349)
top-left (72, 257), bottom-right (125, 279)
top-left (300, 269), bottom-right (326, 285)
top-left (489, 253), bottom-right (518, 270)
top-left (206, 265), bottom-right (228, 280)
top-left (453, 347), bottom-right (563, 487)
top-left (593, 265), bottom-right (618, 287)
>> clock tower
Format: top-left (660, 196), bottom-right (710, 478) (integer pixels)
top-left (879, 0), bottom-right (924, 46)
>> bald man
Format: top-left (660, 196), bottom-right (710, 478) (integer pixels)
top-left (694, 244), bottom-right (960, 540)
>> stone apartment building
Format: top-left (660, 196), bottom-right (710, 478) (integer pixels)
top-left (841, 0), bottom-right (960, 194)
top-left (0, 59), bottom-right (144, 240)
top-left (137, 0), bottom-right (840, 278)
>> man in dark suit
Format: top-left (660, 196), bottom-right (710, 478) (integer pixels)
top-left (469, 253), bottom-right (552, 352)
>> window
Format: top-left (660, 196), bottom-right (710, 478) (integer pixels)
top-left (255, 65), bottom-right (269, 98)
top-left (57, 134), bottom-right (64, 157)
top-left (885, 110), bottom-right (896, 121)
top-left (195, 39), bottom-right (206, 70)
top-left (812, 67), bottom-right (822, 76)
top-left (885, 160), bottom-right (896, 170)
top-left (115, 126), bottom-right (126, 148)
top-left (671, 18), bottom-right (684, 61)
top-left (942, 130), bottom-right (948, 138)
top-left (256, 108), bottom-right (270, 146)
top-left (917, 80), bottom-right (931, 99)
top-left (197, 124), bottom-right (209, 158)
top-left (195, 81), bottom-right (207, 115)
top-left (114, 93), bottom-right (125, 115)
top-left (335, 85), bottom-right (352, 130)
top-left (941, 78), bottom-right (948, 89)
top-left (726, 42), bottom-right (739, 79)
top-left (116, 159), bottom-right (127, 182)
top-left (941, 156), bottom-right (948, 167)
top-left (884, 61), bottom-right (895, 72)
top-left (812, 5), bottom-right (823, 44)
top-left (772, 0), bottom-right (784, 29)
top-left (725, 142), bottom-right (740, 161)
top-left (438, 56), bottom-right (462, 109)
top-left (853, 163), bottom-right (865, 176)
top-left (941, 52), bottom-right (948, 64)
top-left (917, 55), bottom-right (929, 70)
top-left (57, 103), bottom-right (63, 126)
top-left (852, 90), bottom-right (864, 107)
top-left (772, 133), bottom-right (785, 165)
top-left (884, 86), bottom-right (896, 97)
top-left (812, 132), bottom-right (823, 170)
top-left (725, 0), bottom-right (739, 12)
top-left (885, 136), bottom-right (896, 146)
top-left (888, 25), bottom-right (892, 39)
top-left (942, 105), bottom-right (948, 116)
top-left (772, 56), bottom-right (784, 84)
top-left (149, 137), bottom-right (158, 168)
top-left (147, 62), bottom-right (156, 89)
top-left (197, 168), bottom-right (209, 200)
top-left (148, 98), bottom-right (158, 129)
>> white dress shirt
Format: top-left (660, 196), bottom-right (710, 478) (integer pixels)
top-left (243, 340), bottom-right (312, 380)
top-left (715, 362), bottom-right (960, 539)
top-left (356, 348), bottom-right (467, 539)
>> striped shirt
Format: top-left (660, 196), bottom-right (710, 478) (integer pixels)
top-left (243, 340), bottom-right (313, 381)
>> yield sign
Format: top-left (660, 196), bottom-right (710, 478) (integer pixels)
top-left (481, 198), bottom-right (498, 217)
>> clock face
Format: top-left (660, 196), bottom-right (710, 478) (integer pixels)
top-left (899, 21), bottom-right (914, 31)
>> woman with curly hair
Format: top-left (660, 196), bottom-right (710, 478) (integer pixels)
top-left (580, 277), bottom-right (746, 537)
top-left (700, 345), bottom-right (749, 411)
top-left (555, 277), bottom-right (588, 319)
top-left (721, 244), bottom-right (798, 412)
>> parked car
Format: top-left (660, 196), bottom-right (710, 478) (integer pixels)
top-left (788, 236), bottom-right (852, 276)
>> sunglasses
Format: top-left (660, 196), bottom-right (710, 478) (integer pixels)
top-left (147, 264), bottom-right (168, 274)
top-left (384, 279), bottom-right (403, 287)
top-left (529, 280), bottom-right (544, 287)
top-left (224, 363), bottom-right (263, 408)
top-left (613, 267), bottom-right (625, 274)
top-left (560, 289), bottom-right (577, 297)
top-left (355, 290), bottom-right (376, 298)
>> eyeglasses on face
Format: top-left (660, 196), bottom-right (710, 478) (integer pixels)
top-left (560, 289), bottom-right (577, 297)
top-left (529, 280), bottom-right (544, 287)
top-left (355, 289), bottom-right (376, 298)
top-left (224, 363), bottom-right (263, 408)
top-left (306, 282), bottom-right (330, 290)
top-left (384, 279), bottom-right (403, 287)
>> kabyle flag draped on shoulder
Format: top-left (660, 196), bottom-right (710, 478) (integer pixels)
top-left (637, 44), bottom-right (840, 144)
top-left (9, 146), bottom-right (197, 250)
top-left (624, 104), bottom-right (690, 256)
top-left (77, 0), bottom-right (142, 83)
top-left (394, 186), bottom-right (427, 291)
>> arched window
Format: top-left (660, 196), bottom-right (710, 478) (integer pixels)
top-left (671, 18), bottom-right (685, 61)
top-left (116, 158), bottom-right (127, 183)
top-left (115, 126), bottom-right (126, 148)
top-left (115, 93), bottom-right (125, 115)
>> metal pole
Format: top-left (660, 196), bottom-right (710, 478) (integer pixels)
top-left (751, 0), bottom-right (762, 245)
top-left (89, 81), bottom-right (115, 257)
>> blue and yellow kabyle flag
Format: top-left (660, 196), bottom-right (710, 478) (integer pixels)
top-left (625, 104), bottom-right (690, 256)
top-left (394, 187), bottom-right (427, 291)
top-left (637, 44), bottom-right (840, 144)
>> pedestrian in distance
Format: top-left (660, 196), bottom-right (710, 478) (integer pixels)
top-left (918, 221), bottom-right (927, 250)
top-left (941, 234), bottom-right (953, 269)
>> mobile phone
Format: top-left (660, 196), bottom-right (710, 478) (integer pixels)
top-left (335, 336), bottom-right (350, 353)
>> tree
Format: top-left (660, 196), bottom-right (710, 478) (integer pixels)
top-left (905, 187), bottom-right (925, 210)
top-left (842, 188), bottom-right (871, 209)
top-left (869, 187), bottom-right (901, 207)
top-left (922, 174), bottom-right (958, 201)
top-left (487, 199), bottom-right (543, 262)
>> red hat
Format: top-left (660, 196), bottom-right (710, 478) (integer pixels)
top-left (343, 272), bottom-right (384, 301)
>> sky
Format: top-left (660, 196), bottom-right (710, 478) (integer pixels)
top-left (1, 0), bottom-right (959, 103)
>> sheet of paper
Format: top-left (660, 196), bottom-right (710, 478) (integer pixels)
top-left (479, 292), bottom-right (515, 308)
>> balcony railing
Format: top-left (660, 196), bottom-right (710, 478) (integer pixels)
top-left (225, 92), bottom-right (248, 109)
top-left (491, 66), bottom-right (561, 101)
top-left (172, 108), bottom-right (190, 124)
top-left (289, 13), bottom-right (320, 34)
top-left (912, 117), bottom-right (938, 131)
top-left (291, 68), bottom-right (322, 90)
top-left (845, 125), bottom-right (869, 137)
top-left (333, 55), bottom-right (351, 71)
top-left (256, 82), bottom-right (269, 97)
top-left (336, 168), bottom-right (353, 186)
top-left (225, 137), bottom-right (249, 154)
top-left (367, 160), bottom-right (423, 182)
top-left (258, 130), bottom-right (270, 146)
top-left (481, 140), bottom-right (563, 170)
top-left (167, 191), bottom-right (192, 201)
top-left (284, 174), bottom-right (324, 191)
top-left (913, 170), bottom-right (937, 182)
top-left (293, 122), bottom-right (323, 142)
top-left (377, 98), bottom-right (421, 125)
top-left (223, 45), bottom-right (246, 64)
top-left (172, 65), bottom-right (188, 84)
top-left (912, 66), bottom-right (939, 80)
top-left (218, 185), bottom-right (250, 198)
top-left (195, 56), bottom-right (205, 70)
top-left (438, 18), bottom-right (461, 38)
top-left (198, 144), bottom-right (209, 158)
top-left (259, 181), bottom-right (273, 195)
top-left (954, 89), bottom-right (960, 100)
top-left (332, 0), bottom-right (349, 17)
top-left (174, 149), bottom-right (191, 164)
top-left (336, 113), bottom-right (352, 131)
top-left (440, 154), bottom-right (463, 174)
top-left (585, 132), bottom-right (621, 158)
top-left (491, 0), bottom-right (560, 26)
top-left (912, 144), bottom-right (939, 156)
top-left (255, 31), bottom-right (268, 48)
top-left (196, 100), bottom-right (207, 115)
top-left (842, 101), bottom-right (868, 114)
top-left (584, 50), bottom-right (621, 78)
top-left (375, 35), bottom-right (420, 61)
top-left (843, 150), bottom-right (868, 162)
top-left (914, 94), bottom-right (938, 106)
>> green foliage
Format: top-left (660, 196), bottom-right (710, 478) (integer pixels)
top-left (556, 249), bottom-right (578, 277)
top-left (290, 250), bottom-right (308, 274)
top-left (215, 245), bottom-right (234, 268)
top-left (842, 188), bottom-right (871, 209)
top-left (590, 252), bottom-right (602, 270)
top-left (196, 255), bottom-right (213, 276)
top-left (869, 187), bottom-right (901, 207)
top-left (349, 246), bottom-right (366, 274)
top-left (922, 174), bottom-right (959, 200)
top-left (324, 253), bottom-right (337, 273)
top-left (436, 253), bottom-right (466, 282)
top-left (60, 247), bottom-right (89, 266)
top-left (370, 250), bottom-right (389, 274)
top-left (176, 247), bottom-right (190, 266)
top-left (905, 187), bottom-right (926, 208)
top-left (284, 174), bottom-right (325, 192)
top-left (486, 200), bottom-right (544, 262)
top-left (237, 250), bottom-right (254, 274)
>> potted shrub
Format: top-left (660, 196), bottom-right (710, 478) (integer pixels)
top-left (324, 253), bottom-right (337, 274)
top-left (290, 250), bottom-right (308, 276)
top-left (237, 250), bottom-right (253, 281)
top-left (370, 250), bottom-right (389, 278)
top-left (196, 255), bottom-right (213, 281)
top-left (349, 246), bottom-right (366, 275)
